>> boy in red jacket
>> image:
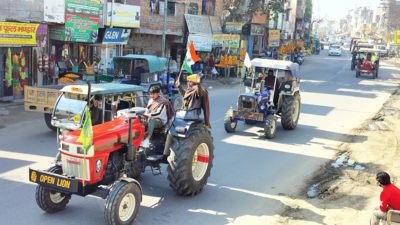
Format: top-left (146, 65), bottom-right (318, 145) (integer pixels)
top-left (371, 172), bottom-right (400, 225)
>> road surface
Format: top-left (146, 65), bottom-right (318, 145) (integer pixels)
top-left (0, 48), bottom-right (399, 224)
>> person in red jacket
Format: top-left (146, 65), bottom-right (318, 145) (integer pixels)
top-left (370, 172), bottom-right (400, 225)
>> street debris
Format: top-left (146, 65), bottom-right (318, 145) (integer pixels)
top-left (0, 108), bottom-right (9, 116)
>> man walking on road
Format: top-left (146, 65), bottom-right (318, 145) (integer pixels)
top-left (370, 172), bottom-right (400, 225)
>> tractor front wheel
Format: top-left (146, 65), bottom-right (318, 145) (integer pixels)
top-left (264, 115), bottom-right (277, 139)
top-left (281, 92), bottom-right (301, 130)
top-left (104, 181), bottom-right (141, 225)
top-left (224, 110), bottom-right (237, 133)
top-left (35, 166), bottom-right (71, 213)
top-left (167, 127), bottom-right (214, 196)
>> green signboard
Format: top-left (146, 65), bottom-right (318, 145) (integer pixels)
top-left (65, 0), bottom-right (101, 16)
top-left (49, 26), bottom-right (66, 41)
top-left (65, 13), bottom-right (99, 43)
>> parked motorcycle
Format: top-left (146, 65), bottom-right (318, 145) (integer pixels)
top-left (321, 44), bottom-right (324, 50)
top-left (316, 47), bottom-right (321, 55)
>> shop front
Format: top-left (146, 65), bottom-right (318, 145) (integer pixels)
top-left (0, 22), bottom-right (48, 99)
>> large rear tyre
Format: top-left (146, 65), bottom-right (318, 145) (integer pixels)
top-left (167, 127), bottom-right (214, 196)
top-left (264, 115), bottom-right (277, 139)
top-left (224, 111), bottom-right (237, 133)
top-left (104, 181), bottom-right (141, 225)
top-left (44, 113), bottom-right (57, 131)
top-left (35, 166), bottom-right (71, 213)
top-left (171, 94), bottom-right (183, 111)
top-left (281, 92), bottom-right (301, 130)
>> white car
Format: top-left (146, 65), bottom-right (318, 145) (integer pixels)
top-left (329, 45), bottom-right (342, 56)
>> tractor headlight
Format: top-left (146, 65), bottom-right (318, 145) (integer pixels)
top-left (285, 84), bottom-right (290, 89)
top-left (261, 105), bottom-right (266, 110)
top-left (95, 160), bottom-right (102, 173)
top-left (62, 143), bottom-right (69, 151)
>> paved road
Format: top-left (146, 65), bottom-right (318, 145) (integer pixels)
top-left (1, 49), bottom-right (399, 225)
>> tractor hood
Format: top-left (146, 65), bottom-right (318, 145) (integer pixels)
top-left (61, 116), bottom-right (145, 150)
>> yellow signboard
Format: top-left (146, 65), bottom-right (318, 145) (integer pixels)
top-left (365, 28), bottom-right (370, 34)
top-left (394, 31), bottom-right (400, 46)
top-left (0, 22), bottom-right (47, 47)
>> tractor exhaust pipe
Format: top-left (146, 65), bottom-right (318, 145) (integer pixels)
top-left (125, 111), bottom-right (137, 161)
top-left (85, 80), bottom-right (91, 106)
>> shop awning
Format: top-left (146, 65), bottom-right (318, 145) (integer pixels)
top-left (113, 55), bottom-right (167, 73)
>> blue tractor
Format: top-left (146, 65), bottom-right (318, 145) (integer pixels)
top-left (224, 59), bottom-right (301, 139)
top-left (112, 55), bottom-right (183, 110)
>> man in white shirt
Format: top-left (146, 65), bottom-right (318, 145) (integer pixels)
top-left (140, 85), bottom-right (174, 148)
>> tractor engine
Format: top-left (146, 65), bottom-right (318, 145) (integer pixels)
top-left (101, 151), bottom-right (125, 185)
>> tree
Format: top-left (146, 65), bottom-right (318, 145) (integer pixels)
top-left (304, 0), bottom-right (312, 22)
top-left (223, 0), bottom-right (291, 24)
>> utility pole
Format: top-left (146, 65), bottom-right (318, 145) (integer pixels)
top-left (161, 0), bottom-right (168, 57)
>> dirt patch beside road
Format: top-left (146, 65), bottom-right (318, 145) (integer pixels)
top-left (276, 89), bottom-right (400, 224)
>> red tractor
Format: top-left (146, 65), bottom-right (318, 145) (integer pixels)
top-left (355, 48), bottom-right (380, 79)
top-left (29, 82), bottom-right (214, 225)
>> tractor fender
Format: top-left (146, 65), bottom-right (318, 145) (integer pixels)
top-left (118, 177), bottom-right (143, 201)
top-left (169, 118), bottom-right (203, 138)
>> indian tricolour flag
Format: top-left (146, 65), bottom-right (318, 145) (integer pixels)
top-left (184, 42), bottom-right (201, 74)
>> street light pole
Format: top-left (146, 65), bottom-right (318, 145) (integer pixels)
top-left (111, 0), bottom-right (114, 28)
top-left (161, 0), bottom-right (168, 57)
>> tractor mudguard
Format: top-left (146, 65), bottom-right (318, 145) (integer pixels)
top-left (118, 177), bottom-right (143, 200)
top-left (169, 118), bottom-right (204, 138)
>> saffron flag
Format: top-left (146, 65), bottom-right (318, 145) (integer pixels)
top-left (184, 42), bottom-right (201, 74)
top-left (76, 107), bottom-right (93, 153)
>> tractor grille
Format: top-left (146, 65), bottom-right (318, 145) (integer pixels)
top-left (61, 155), bottom-right (90, 180)
top-left (242, 101), bottom-right (253, 109)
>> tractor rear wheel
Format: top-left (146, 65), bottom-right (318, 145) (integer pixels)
top-left (44, 113), bottom-right (57, 131)
top-left (356, 70), bottom-right (360, 77)
top-left (167, 127), bottom-right (214, 196)
top-left (264, 115), bottom-right (277, 139)
top-left (104, 181), bottom-right (141, 225)
top-left (35, 166), bottom-right (71, 213)
top-left (224, 111), bottom-right (237, 133)
top-left (281, 92), bottom-right (301, 130)
top-left (171, 94), bottom-right (183, 111)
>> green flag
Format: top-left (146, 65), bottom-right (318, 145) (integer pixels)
top-left (77, 107), bottom-right (93, 153)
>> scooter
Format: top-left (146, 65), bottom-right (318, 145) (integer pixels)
top-left (321, 44), bottom-right (324, 50)
top-left (316, 47), bottom-right (321, 55)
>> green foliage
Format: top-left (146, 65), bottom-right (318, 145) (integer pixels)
top-left (304, 0), bottom-right (312, 22)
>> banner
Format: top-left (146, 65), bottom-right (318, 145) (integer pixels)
top-left (187, 34), bottom-right (212, 52)
top-left (222, 34), bottom-right (240, 48)
top-left (0, 22), bottom-right (47, 47)
top-left (49, 25), bottom-right (66, 41)
top-left (102, 28), bottom-right (131, 44)
top-left (65, 13), bottom-right (99, 43)
top-left (212, 34), bottom-right (222, 47)
top-left (185, 14), bottom-right (212, 34)
top-left (269, 30), bottom-right (280, 47)
top-left (394, 31), bottom-right (400, 46)
top-left (209, 16), bottom-right (222, 34)
top-left (225, 22), bottom-right (242, 34)
top-left (66, 0), bottom-right (101, 16)
top-left (106, 3), bottom-right (140, 28)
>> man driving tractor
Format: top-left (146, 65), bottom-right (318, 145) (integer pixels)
top-left (140, 85), bottom-right (175, 148)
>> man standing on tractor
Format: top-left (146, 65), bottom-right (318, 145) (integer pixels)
top-left (162, 74), bottom-right (211, 157)
top-left (140, 86), bottom-right (175, 148)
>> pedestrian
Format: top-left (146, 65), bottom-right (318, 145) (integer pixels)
top-left (370, 171), bottom-right (400, 225)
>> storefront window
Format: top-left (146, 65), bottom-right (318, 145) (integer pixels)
top-left (188, 3), bottom-right (198, 15)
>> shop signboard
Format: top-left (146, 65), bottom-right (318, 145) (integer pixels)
top-left (49, 25), bottom-right (66, 41)
top-left (222, 34), bottom-right (240, 48)
top-left (268, 30), bottom-right (280, 47)
top-left (212, 34), bottom-right (223, 48)
top-left (225, 22), bottom-right (242, 34)
top-left (0, 22), bottom-right (48, 47)
top-left (394, 30), bottom-right (400, 46)
top-left (106, 3), bottom-right (140, 28)
top-left (65, 0), bottom-right (101, 16)
top-left (187, 34), bottom-right (212, 52)
top-left (65, 13), bottom-right (99, 43)
top-left (250, 24), bottom-right (264, 36)
top-left (209, 16), bottom-right (222, 34)
top-left (365, 27), bottom-right (370, 34)
top-left (185, 14), bottom-right (212, 34)
top-left (102, 28), bottom-right (131, 44)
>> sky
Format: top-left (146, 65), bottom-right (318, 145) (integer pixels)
top-left (313, 0), bottom-right (379, 21)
